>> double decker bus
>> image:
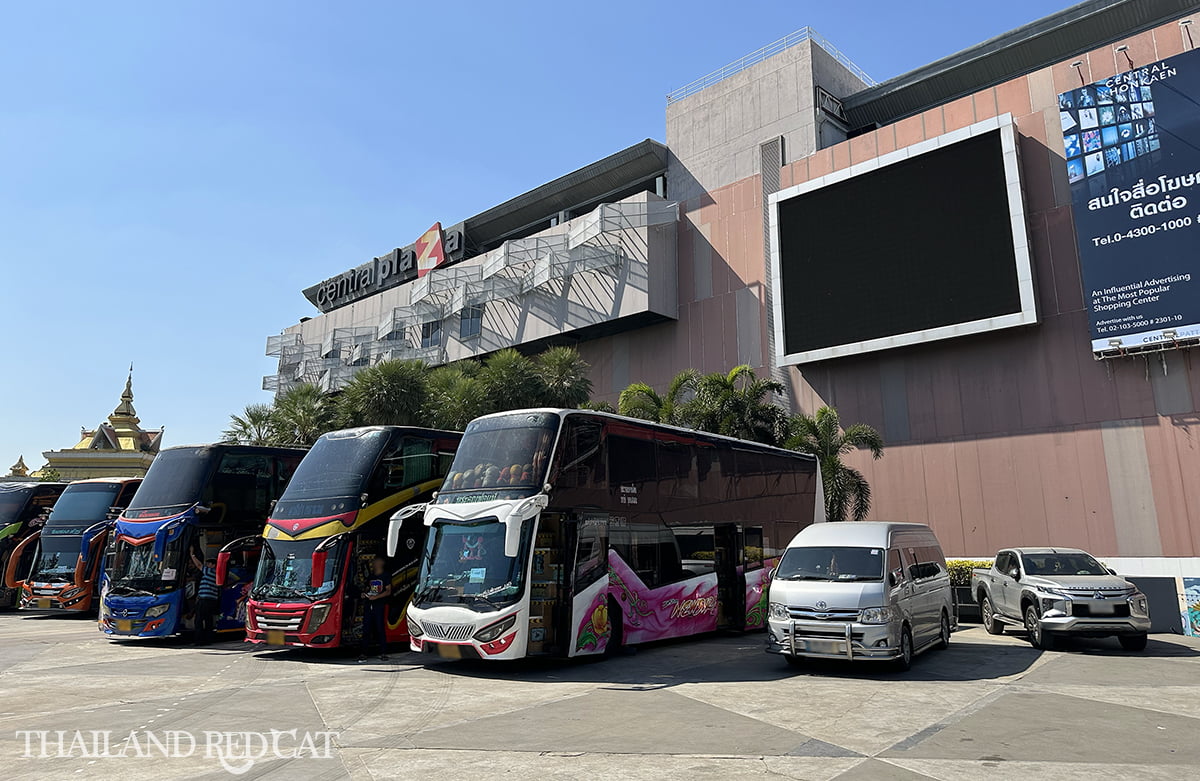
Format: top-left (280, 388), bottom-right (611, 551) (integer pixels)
top-left (1, 482), bottom-right (68, 609)
top-left (100, 445), bottom-right (306, 639)
top-left (390, 409), bottom-right (822, 661)
top-left (239, 426), bottom-right (461, 649)
top-left (11, 477), bottom-right (142, 614)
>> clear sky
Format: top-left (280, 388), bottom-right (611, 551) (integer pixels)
top-left (0, 0), bottom-right (1073, 468)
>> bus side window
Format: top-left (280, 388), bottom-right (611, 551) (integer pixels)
top-left (573, 518), bottom-right (607, 595)
top-left (213, 455), bottom-right (273, 523)
top-left (556, 420), bottom-right (602, 490)
top-left (744, 526), bottom-right (764, 571)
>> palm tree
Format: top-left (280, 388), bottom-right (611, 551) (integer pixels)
top-left (424, 364), bottom-right (491, 430)
top-left (688, 365), bottom-right (787, 445)
top-left (617, 369), bottom-right (698, 424)
top-left (478, 349), bottom-right (544, 412)
top-left (336, 359), bottom-right (428, 428)
top-left (537, 346), bottom-right (593, 408)
top-left (785, 405), bottom-right (884, 522)
top-left (222, 403), bottom-right (278, 446)
top-left (578, 399), bottom-right (616, 413)
top-left (272, 384), bottom-right (335, 446)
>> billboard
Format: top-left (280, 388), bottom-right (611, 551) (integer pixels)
top-left (769, 115), bottom-right (1037, 364)
top-left (1059, 50), bottom-right (1200, 356)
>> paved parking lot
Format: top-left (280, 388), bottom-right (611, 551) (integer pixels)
top-left (0, 612), bottom-right (1197, 780)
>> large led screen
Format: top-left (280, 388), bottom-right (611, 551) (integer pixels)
top-left (770, 116), bottom-right (1036, 364)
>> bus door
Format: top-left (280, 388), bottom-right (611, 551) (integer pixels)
top-left (713, 524), bottom-right (744, 630)
top-left (562, 512), bottom-right (608, 657)
top-left (527, 512), bottom-right (565, 655)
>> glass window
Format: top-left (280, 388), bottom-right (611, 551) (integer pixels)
top-left (554, 419), bottom-right (603, 490)
top-left (211, 453), bottom-right (274, 524)
top-left (459, 304), bottom-right (484, 339)
top-left (439, 412), bottom-right (560, 501)
top-left (675, 526), bottom-right (716, 577)
top-left (573, 514), bottom-right (608, 594)
top-left (775, 546), bottom-right (885, 582)
top-left (887, 549), bottom-right (905, 583)
top-left (414, 517), bottom-right (532, 611)
top-left (744, 526), bottom-right (764, 571)
top-left (1022, 552), bottom-right (1107, 576)
top-left (610, 520), bottom-right (682, 589)
top-left (608, 435), bottom-right (656, 488)
top-left (126, 448), bottom-right (214, 517)
top-left (421, 320), bottom-right (442, 348)
top-left (45, 484), bottom-right (122, 529)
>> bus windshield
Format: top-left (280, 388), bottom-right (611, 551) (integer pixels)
top-left (775, 546), bottom-right (885, 582)
top-left (32, 536), bottom-right (80, 582)
top-left (253, 537), bottom-right (343, 601)
top-left (0, 485), bottom-right (35, 527)
top-left (107, 537), bottom-right (184, 596)
top-left (438, 412), bottom-right (559, 501)
top-left (271, 430), bottom-right (389, 520)
top-left (47, 484), bottom-right (122, 525)
top-left (414, 518), bottom-right (530, 611)
top-left (125, 448), bottom-right (214, 518)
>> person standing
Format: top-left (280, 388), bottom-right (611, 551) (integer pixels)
top-left (191, 552), bottom-right (220, 644)
top-left (358, 556), bottom-right (392, 662)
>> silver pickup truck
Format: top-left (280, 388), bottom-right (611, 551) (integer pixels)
top-left (971, 547), bottom-right (1151, 650)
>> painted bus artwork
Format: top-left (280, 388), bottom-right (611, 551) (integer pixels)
top-left (390, 409), bottom-right (823, 661)
top-left (239, 426), bottom-right (461, 649)
top-left (99, 445), bottom-right (307, 639)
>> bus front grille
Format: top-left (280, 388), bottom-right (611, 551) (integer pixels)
top-left (422, 622), bottom-right (474, 641)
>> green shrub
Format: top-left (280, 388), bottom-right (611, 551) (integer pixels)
top-left (946, 559), bottom-right (993, 588)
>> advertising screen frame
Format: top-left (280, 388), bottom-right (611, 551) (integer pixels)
top-left (768, 113), bottom-right (1038, 365)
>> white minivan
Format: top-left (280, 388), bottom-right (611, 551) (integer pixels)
top-left (766, 522), bottom-right (953, 670)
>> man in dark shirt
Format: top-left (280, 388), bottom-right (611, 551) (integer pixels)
top-left (191, 552), bottom-right (220, 644)
top-left (359, 556), bottom-right (392, 662)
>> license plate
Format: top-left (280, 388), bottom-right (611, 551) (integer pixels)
top-left (1089, 602), bottom-right (1115, 614)
top-left (436, 643), bottom-right (462, 660)
top-left (266, 630), bottom-right (285, 646)
top-left (799, 638), bottom-right (844, 654)
top-left (116, 619), bottom-right (132, 632)
top-left (37, 598), bottom-right (52, 609)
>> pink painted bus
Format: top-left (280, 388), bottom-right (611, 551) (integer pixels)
top-left (389, 409), bottom-right (823, 661)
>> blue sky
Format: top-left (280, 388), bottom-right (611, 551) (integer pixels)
top-left (0, 0), bottom-right (1071, 467)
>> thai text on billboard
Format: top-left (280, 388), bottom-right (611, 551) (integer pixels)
top-left (1058, 48), bottom-right (1200, 355)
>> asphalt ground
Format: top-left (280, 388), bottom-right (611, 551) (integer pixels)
top-left (0, 611), bottom-right (1197, 780)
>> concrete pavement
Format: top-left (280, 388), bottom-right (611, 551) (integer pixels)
top-left (0, 611), bottom-right (1197, 779)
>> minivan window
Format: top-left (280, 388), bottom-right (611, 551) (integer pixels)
top-left (775, 546), bottom-right (885, 582)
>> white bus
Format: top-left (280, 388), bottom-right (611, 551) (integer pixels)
top-left (388, 409), bottom-right (822, 660)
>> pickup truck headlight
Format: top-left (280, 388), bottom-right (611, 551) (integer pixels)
top-left (473, 614), bottom-right (518, 643)
top-left (1130, 595), bottom-right (1149, 616)
top-left (768, 602), bottom-right (789, 621)
top-left (144, 604), bottom-right (170, 618)
top-left (304, 603), bottom-right (331, 634)
top-left (859, 606), bottom-right (891, 624)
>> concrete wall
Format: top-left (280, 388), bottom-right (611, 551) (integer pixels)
top-left (666, 40), bottom-right (868, 204)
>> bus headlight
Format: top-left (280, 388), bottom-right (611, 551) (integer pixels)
top-left (859, 606), bottom-right (891, 624)
top-left (407, 617), bottom-right (424, 638)
top-left (304, 604), bottom-right (331, 634)
top-left (473, 615), bottom-right (518, 643)
top-left (769, 602), bottom-right (789, 621)
top-left (145, 604), bottom-right (170, 618)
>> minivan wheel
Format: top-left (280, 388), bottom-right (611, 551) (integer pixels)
top-left (893, 626), bottom-right (913, 672)
top-left (936, 611), bottom-right (951, 650)
top-left (1025, 604), bottom-right (1053, 650)
top-left (980, 596), bottom-right (1003, 635)
top-left (1119, 633), bottom-right (1148, 652)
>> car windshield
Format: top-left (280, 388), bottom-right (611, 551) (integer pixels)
top-left (437, 413), bottom-right (559, 502)
top-left (106, 537), bottom-right (183, 595)
top-left (0, 485), bottom-right (35, 527)
top-left (775, 546), bottom-right (885, 581)
top-left (47, 484), bottom-right (122, 525)
top-left (125, 448), bottom-right (213, 517)
top-left (413, 518), bottom-right (530, 611)
top-left (32, 536), bottom-right (80, 582)
top-left (253, 537), bottom-right (343, 601)
top-left (1022, 553), bottom-right (1107, 576)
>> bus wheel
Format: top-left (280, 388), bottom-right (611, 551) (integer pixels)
top-left (604, 599), bottom-right (624, 658)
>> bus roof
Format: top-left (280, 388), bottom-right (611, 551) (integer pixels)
top-left (318, 425), bottom-right (462, 440)
top-left (59, 477), bottom-right (142, 486)
top-left (156, 444), bottom-right (309, 455)
top-left (466, 408), bottom-right (817, 463)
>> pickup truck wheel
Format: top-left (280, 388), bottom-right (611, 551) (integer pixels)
top-left (784, 654), bottom-right (805, 669)
top-left (980, 596), bottom-right (1003, 635)
top-left (1118, 633), bottom-right (1148, 652)
top-left (1025, 604), bottom-right (1053, 650)
top-left (893, 626), bottom-right (913, 672)
top-left (936, 611), bottom-right (951, 650)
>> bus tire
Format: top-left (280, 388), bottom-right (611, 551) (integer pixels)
top-left (604, 599), bottom-right (623, 658)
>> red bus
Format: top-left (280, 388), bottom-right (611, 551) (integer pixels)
top-left (238, 426), bottom-right (461, 649)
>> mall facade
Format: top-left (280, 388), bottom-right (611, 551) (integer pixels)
top-left (266, 0), bottom-right (1200, 610)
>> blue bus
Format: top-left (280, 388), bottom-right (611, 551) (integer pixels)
top-left (100, 445), bottom-right (306, 639)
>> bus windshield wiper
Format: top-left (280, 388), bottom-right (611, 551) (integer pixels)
top-left (413, 583), bottom-right (443, 605)
top-left (110, 584), bottom-right (155, 596)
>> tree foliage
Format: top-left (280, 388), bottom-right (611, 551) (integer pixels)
top-left (537, 346), bottom-right (594, 409)
top-left (336, 359), bottom-right (428, 428)
top-left (785, 405), bottom-right (884, 522)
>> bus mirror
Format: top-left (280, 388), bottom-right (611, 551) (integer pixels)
top-left (311, 550), bottom-right (327, 589)
top-left (215, 551), bottom-right (231, 587)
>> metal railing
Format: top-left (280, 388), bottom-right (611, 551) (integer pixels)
top-left (666, 26), bottom-right (876, 104)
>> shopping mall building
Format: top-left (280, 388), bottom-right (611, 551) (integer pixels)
top-left (266, 0), bottom-right (1200, 622)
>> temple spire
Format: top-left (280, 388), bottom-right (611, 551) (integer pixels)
top-left (8, 455), bottom-right (29, 477)
top-left (110, 364), bottom-right (139, 422)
